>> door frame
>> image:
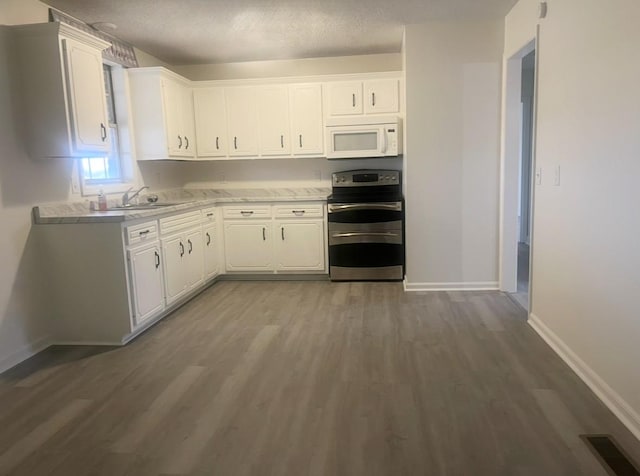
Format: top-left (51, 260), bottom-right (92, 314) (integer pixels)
top-left (498, 30), bottom-right (539, 315)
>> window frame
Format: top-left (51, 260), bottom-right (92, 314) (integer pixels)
top-left (77, 62), bottom-right (139, 197)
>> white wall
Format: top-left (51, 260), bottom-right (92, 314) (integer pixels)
top-left (506, 0), bottom-right (640, 439)
top-left (403, 21), bottom-right (504, 290)
top-left (174, 53), bottom-right (402, 81)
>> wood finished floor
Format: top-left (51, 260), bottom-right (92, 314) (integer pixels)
top-left (1, 281), bottom-right (639, 476)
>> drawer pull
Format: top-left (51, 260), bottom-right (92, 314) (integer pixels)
top-left (240, 210), bottom-right (254, 216)
top-left (138, 229), bottom-right (151, 236)
top-left (188, 239), bottom-right (193, 254)
top-left (292, 210), bottom-right (305, 216)
top-left (179, 241), bottom-right (185, 257)
top-left (154, 251), bottom-right (160, 269)
top-left (262, 227), bottom-right (266, 241)
top-left (206, 232), bottom-right (211, 246)
top-left (206, 213), bottom-right (214, 217)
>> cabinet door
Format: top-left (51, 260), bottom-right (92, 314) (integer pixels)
top-left (225, 87), bottom-right (259, 157)
top-left (180, 86), bottom-right (196, 158)
top-left (128, 243), bottom-right (164, 326)
top-left (62, 37), bottom-right (110, 153)
top-left (161, 79), bottom-right (185, 156)
top-left (327, 81), bottom-right (362, 116)
top-left (290, 84), bottom-right (323, 155)
top-left (184, 228), bottom-right (204, 288)
top-left (364, 79), bottom-right (399, 114)
top-left (257, 86), bottom-right (290, 156)
top-left (194, 88), bottom-right (228, 157)
top-left (275, 220), bottom-right (325, 271)
top-left (203, 223), bottom-right (219, 279)
top-left (162, 234), bottom-right (188, 304)
top-left (224, 222), bottom-right (273, 271)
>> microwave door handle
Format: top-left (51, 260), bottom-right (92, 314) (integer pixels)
top-left (381, 128), bottom-right (388, 154)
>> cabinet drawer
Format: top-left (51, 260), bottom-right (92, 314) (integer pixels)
top-left (202, 207), bottom-right (217, 223)
top-left (125, 220), bottom-right (158, 246)
top-left (222, 205), bottom-right (272, 219)
top-left (273, 203), bottom-right (324, 218)
top-left (159, 210), bottom-right (202, 235)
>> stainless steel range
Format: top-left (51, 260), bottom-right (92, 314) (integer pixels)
top-left (328, 169), bottom-right (404, 281)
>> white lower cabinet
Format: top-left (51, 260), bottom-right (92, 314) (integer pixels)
top-left (160, 211), bottom-right (204, 305)
top-left (128, 241), bottom-right (164, 326)
top-left (203, 222), bottom-right (219, 279)
top-left (224, 221), bottom-right (273, 271)
top-left (275, 220), bottom-right (325, 271)
top-left (222, 203), bottom-right (326, 273)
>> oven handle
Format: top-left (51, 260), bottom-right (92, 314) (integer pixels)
top-left (331, 232), bottom-right (400, 238)
top-left (328, 203), bottom-right (401, 212)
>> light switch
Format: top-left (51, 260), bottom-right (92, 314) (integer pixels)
top-left (535, 167), bottom-right (542, 185)
top-left (553, 165), bottom-right (561, 186)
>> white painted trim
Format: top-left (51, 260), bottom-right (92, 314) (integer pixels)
top-left (403, 281), bottom-right (499, 292)
top-left (0, 337), bottom-right (51, 374)
top-left (529, 313), bottom-right (640, 442)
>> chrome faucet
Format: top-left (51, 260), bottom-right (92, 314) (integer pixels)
top-left (122, 186), bottom-right (149, 207)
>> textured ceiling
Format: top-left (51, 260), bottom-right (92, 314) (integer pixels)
top-left (44, 0), bottom-right (517, 65)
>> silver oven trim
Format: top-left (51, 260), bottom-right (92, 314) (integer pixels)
top-left (330, 265), bottom-right (404, 281)
top-left (328, 202), bottom-right (402, 213)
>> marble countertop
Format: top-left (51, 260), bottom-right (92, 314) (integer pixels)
top-left (33, 188), bottom-right (331, 224)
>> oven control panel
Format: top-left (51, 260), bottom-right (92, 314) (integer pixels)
top-left (332, 169), bottom-right (401, 187)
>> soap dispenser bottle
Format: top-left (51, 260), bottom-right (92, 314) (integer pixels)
top-left (97, 189), bottom-right (107, 211)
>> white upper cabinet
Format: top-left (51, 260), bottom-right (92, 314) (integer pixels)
top-left (289, 83), bottom-right (323, 155)
top-left (225, 87), bottom-right (259, 157)
top-left (364, 79), bottom-right (400, 114)
top-left (161, 77), bottom-right (195, 158)
top-left (257, 86), bottom-right (291, 156)
top-left (62, 37), bottom-right (111, 154)
top-left (327, 78), bottom-right (400, 116)
top-left (128, 68), bottom-right (195, 160)
top-left (327, 81), bottom-right (363, 116)
top-left (11, 23), bottom-right (111, 159)
top-left (194, 88), bottom-right (228, 157)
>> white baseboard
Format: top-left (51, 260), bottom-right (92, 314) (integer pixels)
top-left (403, 280), bottom-right (499, 292)
top-left (529, 313), bottom-right (640, 442)
top-left (0, 336), bottom-right (51, 374)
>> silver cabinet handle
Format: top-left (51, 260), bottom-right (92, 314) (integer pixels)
top-left (372, 92), bottom-right (376, 107)
top-left (188, 239), bottom-right (193, 254)
top-left (352, 93), bottom-right (356, 107)
top-left (240, 210), bottom-right (254, 216)
top-left (178, 135), bottom-right (183, 149)
top-left (299, 134), bottom-right (302, 148)
top-left (154, 251), bottom-right (160, 269)
top-left (216, 137), bottom-right (219, 150)
top-left (328, 203), bottom-right (401, 212)
top-left (206, 212), bottom-right (214, 217)
top-left (206, 232), bottom-right (211, 246)
top-left (185, 136), bottom-right (189, 150)
top-left (281, 227), bottom-right (285, 240)
top-left (234, 136), bottom-right (238, 149)
top-left (179, 241), bottom-right (185, 257)
top-left (262, 227), bottom-right (266, 241)
top-left (332, 232), bottom-right (399, 238)
top-left (292, 210), bottom-right (305, 216)
top-left (100, 123), bottom-right (107, 142)
top-left (138, 229), bottom-right (150, 236)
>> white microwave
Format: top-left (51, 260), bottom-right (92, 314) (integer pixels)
top-left (326, 116), bottom-right (401, 159)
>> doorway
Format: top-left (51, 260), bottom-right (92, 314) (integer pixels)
top-left (512, 50), bottom-right (535, 310)
top-left (499, 37), bottom-right (537, 313)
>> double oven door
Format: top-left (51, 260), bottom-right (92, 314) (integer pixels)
top-left (328, 201), bottom-right (404, 281)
